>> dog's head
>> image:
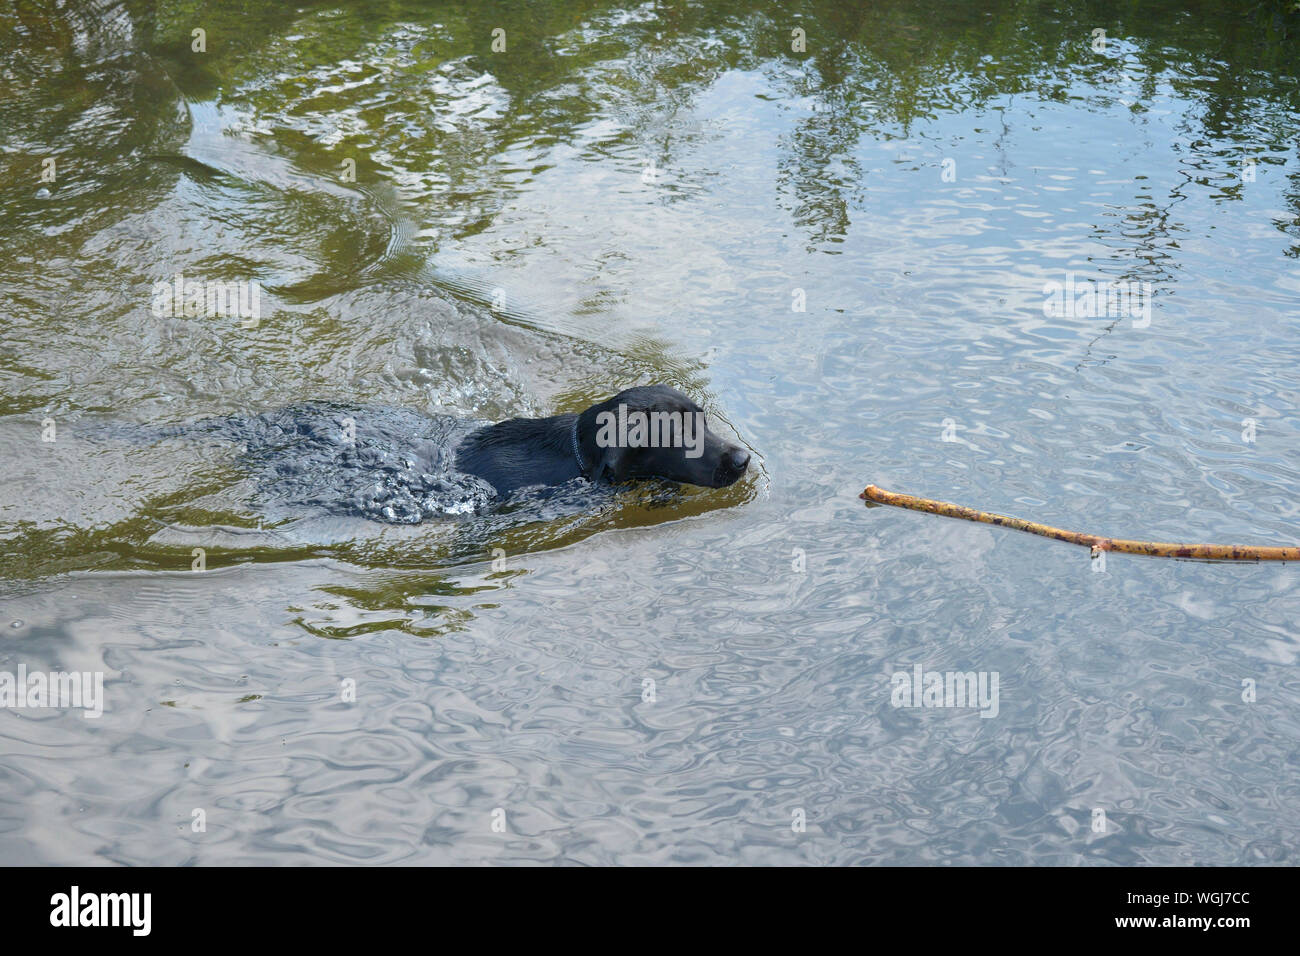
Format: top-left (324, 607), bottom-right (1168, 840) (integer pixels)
top-left (577, 385), bottom-right (750, 489)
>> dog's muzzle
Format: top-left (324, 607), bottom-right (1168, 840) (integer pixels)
top-left (713, 446), bottom-right (750, 486)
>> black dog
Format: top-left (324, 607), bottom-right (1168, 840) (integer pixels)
top-left (99, 384), bottom-right (749, 524)
top-left (455, 384), bottom-right (750, 496)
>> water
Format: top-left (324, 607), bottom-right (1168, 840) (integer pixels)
top-left (1, 0), bottom-right (1298, 864)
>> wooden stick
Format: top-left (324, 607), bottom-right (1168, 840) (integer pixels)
top-left (860, 484), bottom-right (1300, 561)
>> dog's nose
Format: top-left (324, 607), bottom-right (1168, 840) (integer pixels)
top-left (728, 448), bottom-right (750, 473)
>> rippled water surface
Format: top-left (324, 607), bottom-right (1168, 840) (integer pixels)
top-left (3, 0), bottom-right (1300, 864)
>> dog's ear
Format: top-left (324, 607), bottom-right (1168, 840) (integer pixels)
top-left (591, 443), bottom-right (628, 484)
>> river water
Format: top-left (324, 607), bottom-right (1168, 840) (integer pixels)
top-left (2, 0), bottom-right (1298, 864)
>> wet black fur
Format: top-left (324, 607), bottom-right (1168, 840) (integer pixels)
top-left (454, 384), bottom-right (749, 496)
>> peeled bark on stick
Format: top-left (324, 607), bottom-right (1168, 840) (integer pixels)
top-left (859, 485), bottom-right (1300, 561)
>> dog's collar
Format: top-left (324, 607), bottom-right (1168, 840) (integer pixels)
top-left (571, 415), bottom-right (589, 478)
